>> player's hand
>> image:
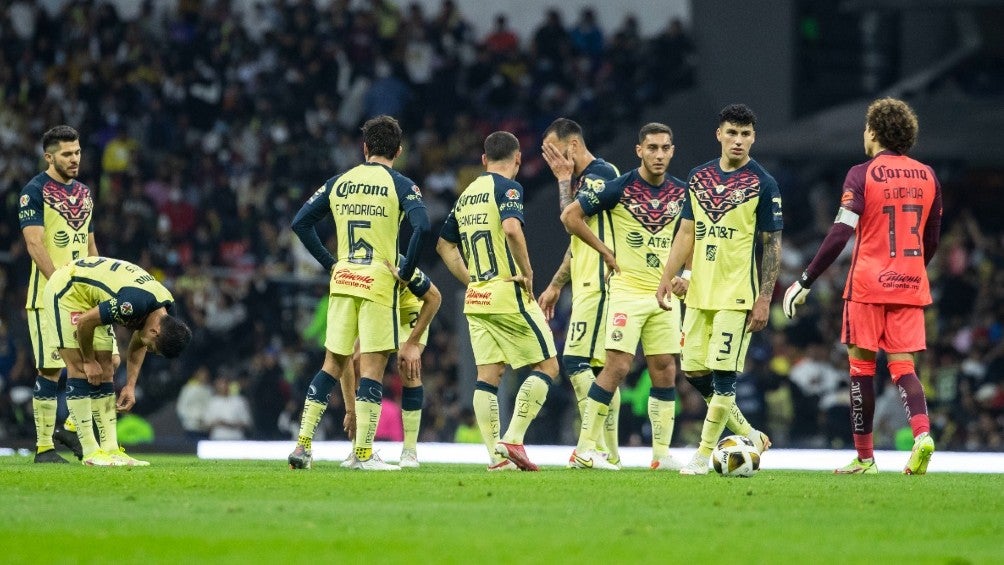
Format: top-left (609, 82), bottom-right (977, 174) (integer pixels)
top-left (601, 250), bottom-right (619, 282)
top-left (116, 384), bottom-right (136, 412)
top-left (745, 296), bottom-right (770, 333)
top-left (537, 284), bottom-right (561, 321)
top-left (382, 259), bottom-right (407, 283)
top-left (541, 142), bottom-right (574, 182)
top-left (656, 281), bottom-right (675, 311)
top-left (83, 359), bottom-right (103, 386)
top-left (782, 280), bottom-right (811, 319)
top-left (504, 273), bottom-right (534, 301)
top-left (343, 411), bottom-right (356, 441)
top-left (398, 341), bottom-right (422, 384)
top-left (670, 276), bottom-right (689, 298)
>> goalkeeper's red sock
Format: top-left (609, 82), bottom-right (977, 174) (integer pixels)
top-left (849, 358), bottom-right (876, 460)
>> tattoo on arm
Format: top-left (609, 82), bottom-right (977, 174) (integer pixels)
top-left (759, 231), bottom-right (782, 299)
top-left (558, 180), bottom-right (573, 210)
top-left (550, 248), bottom-right (572, 287)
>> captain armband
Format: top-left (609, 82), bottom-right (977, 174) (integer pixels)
top-left (834, 207), bottom-right (859, 228)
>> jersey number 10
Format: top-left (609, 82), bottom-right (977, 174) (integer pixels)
top-left (460, 230), bottom-right (499, 282)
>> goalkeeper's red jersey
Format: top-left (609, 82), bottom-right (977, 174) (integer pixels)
top-left (840, 151), bottom-right (942, 306)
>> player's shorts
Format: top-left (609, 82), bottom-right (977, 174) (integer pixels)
top-left (37, 308), bottom-right (118, 359)
top-left (326, 294), bottom-right (397, 355)
top-left (27, 308), bottom-right (65, 370)
top-left (466, 305), bottom-right (556, 368)
top-left (841, 301), bottom-right (926, 353)
top-left (603, 291), bottom-right (681, 356)
top-left (681, 308), bottom-right (751, 373)
top-left (399, 307), bottom-right (429, 347)
top-left (563, 289), bottom-right (607, 372)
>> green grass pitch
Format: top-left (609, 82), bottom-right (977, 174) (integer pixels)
top-left (2, 455), bottom-right (1001, 564)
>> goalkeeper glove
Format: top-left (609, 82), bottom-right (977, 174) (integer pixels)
top-left (783, 276), bottom-right (811, 319)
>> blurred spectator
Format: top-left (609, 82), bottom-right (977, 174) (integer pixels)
top-left (176, 365), bottom-right (213, 441)
top-left (203, 377), bottom-right (253, 440)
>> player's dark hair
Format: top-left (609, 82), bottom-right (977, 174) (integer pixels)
top-left (543, 118), bottom-right (583, 141)
top-left (157, 315), bottom-right (192, 359)
top-left (484, 131), bottom-right (520, 162)
top-left (638, 122), bottom-right (673, 144)
top-left (718, 104), bottom-right (757, 127)
top-left (41, 125), bottom-right (79, 153)
top-left (361, 115), bottom-right (402, 159)
top-left (866, 97), bottom-right (918, 154)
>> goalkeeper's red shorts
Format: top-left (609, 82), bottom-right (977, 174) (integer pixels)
top-left (841, 301), bottom-right (927, 354)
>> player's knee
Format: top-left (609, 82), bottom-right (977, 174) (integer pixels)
top-left (534, 356), bottom-right (559, 378)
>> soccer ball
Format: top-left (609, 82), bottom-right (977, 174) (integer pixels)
top-left (712, 435), bottom-right (760, 477)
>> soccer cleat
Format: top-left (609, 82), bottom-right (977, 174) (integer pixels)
top-left (340, 452), bottom-right (360, 469)
top-left (650, 454), bottom-right (684, 471)
top-left (398, 448), bottom-right (420, 468)
top-left (82, 450), bottom-right (117, 467)
top-left (109, 447), bottom-right (150, 467)
top-left (494, 442), bottom-right (539, 472)
top-left (487, 460), bottom-right (519, 472)
top-left (356, 452), bottom-right (400, 471)
top-left (834, 457), bottom-right (878, 474)
top-left (34, 449), bottom-right (69, 464)
top-left (53, 427), bottom-right (83, 460)
top-left (904, 433), bottom-right (935, 475)
top-left (288, 444), bottom-right (312, 470)
top-left (746, 429), bottom-right (772, 454)
top-left (679, 452), bottom-right (710, 475)
top-left (567, 449), bottom-right (620, 470)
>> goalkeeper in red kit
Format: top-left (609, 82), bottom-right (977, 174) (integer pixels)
top-left (783, 98), bottom-right (943, 475)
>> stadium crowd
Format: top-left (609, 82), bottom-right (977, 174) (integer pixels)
top-left (0, 0), bottom-right (1001, 453)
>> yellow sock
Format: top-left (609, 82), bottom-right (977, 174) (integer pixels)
top-left (698, 394), bottom-right (735, 456)
top-left (92, 390), bottom-right (119, 452)
top-left (32, 397), bottom-right (57, 450)
top-left (603, 387), bottom-right (621, 459)
top-left (575, 397), bottom-right (608, 453)
top-left (501, 374), bottom-right (550, 444)
top-left (354, 400), bottom-right (381, 461)
top-left (701, 394), bottom-right (753, 436)
top-left (648, 397), bottom-right (676, 460)
top-left (296, 400), bottom-right (327, 449)
top-left (473, 387), bottom-right (502, 463)
top-left (568, 370), bottom-right (593, 422)
top-left (66, 394), bottom-right (100, 456)
top-left (402, 409), bottom-right (421, 451)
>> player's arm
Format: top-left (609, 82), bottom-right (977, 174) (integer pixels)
top-left (560, 201), bottom-right (618, 275)
top-left (657, 219), bottom-right (695, 310)
top-left (87, 230), bottom-right (99, 257)
top-left (541, 141), bottom-right (575, 210)
top-left (291, 182), bottom-right (337, 272)
top-left (538, 246), bottom-right (571, 321)
top-left (502, 217), bottom-right (536, 299)
top-left (74, 307), bottom-right (105, 384)
top-left (398, 207), bottom-right (430, 281)
top-left (399, 280), bottom-right (441, 382)
top-left (437, 210), bottom-right (469, 285)
top-left (21, 226), bottom-right (57, 279)
top-left (747, 229), bottom-right (782, 332)
top-left (923, 175), bottom-right (944, 266)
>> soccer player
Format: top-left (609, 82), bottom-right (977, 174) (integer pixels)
top-left (437, 131), bottom-right (558, 472)
top-left (299, 260), bottom-right (441, 470)
top-left (656, 104), bottom-right (782, 475)
top-left (536, 118), bottom-right (623, 463)
top-left (18, 125), bottom-right (117, 463)
top-left (290, 115), bottom-right (430, 471)
top-left (783, 98), bottom-right (942, 475)
top-left (41, 257), bottom-right (192, 466)
top-left (562, 123), bottom-right (687, 471)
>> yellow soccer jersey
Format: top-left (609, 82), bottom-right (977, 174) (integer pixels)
top-left (683, 158), bottom-right (783, 311)
top-left (18, 172), bottom-right (95, 308)
top-left (292, 162), bottom-right (427, 308)
top-left (577, 169), bottom-right (687, 293)
top-left (49, 257), bottom-right (175, 329)
top-left (569, 159), bottom-right (620, 298)
top-left (440, 172), bottom-right (529, 314)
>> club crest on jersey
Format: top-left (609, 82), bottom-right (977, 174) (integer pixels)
top-left (121, 302), bottom-right (133, 316)
top-left (41, 181), bottom-right (92, 230)
top-left (621, 179), bottom-right (686, 234)
top-left (20, 194), bottom-right (29, 207)
top-left (584, 177), bottom-right (606, 193)
top-left (505, 188), bottom-right (519, 200)
top-left (690, 168), bottom-right (761, 223)
top-left (411, 185), bottom-right (422, 197)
